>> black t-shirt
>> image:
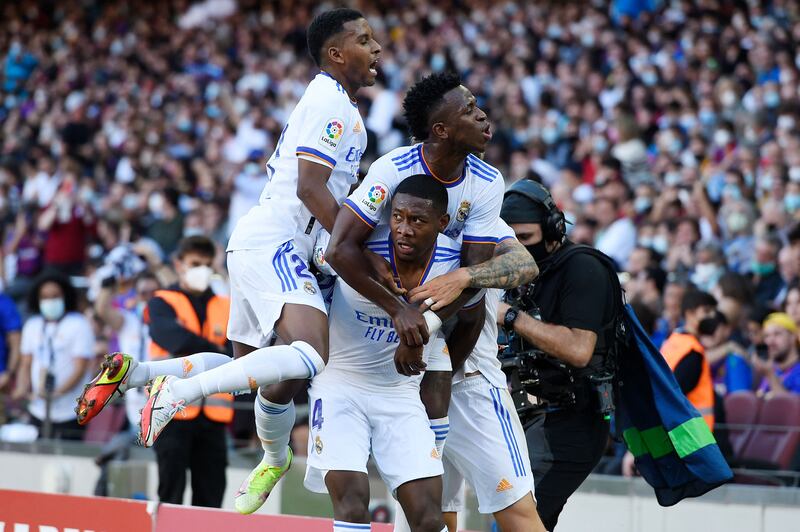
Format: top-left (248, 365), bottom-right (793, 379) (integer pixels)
top-left (529, 242), bottom-right (616, 363)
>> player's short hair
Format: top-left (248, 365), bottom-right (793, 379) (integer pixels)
top-left (176, 235), bottom-right (216, 260)
top-left (394, 174), bottom-right (448, 215)
top-left (307, 8), bottom-right (364, 67)
top-left (403, 72), bottom-right (462, 142)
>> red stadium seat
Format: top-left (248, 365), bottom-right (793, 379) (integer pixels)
top-left (723, 391), bottom-right (761, 457)
top-left (739, 393), bottom-right (800, 470)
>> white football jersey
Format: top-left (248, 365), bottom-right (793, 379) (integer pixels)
top-left (228, 72), bottom-right (367, 254)
top-left (455, 222), bottom-right (517, 388)
top-left (343, 144), bottom-right (505, 245)
top-left (326, 225), bottom-right (461, 386)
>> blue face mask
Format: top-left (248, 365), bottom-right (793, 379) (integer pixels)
top-left (722, 184), bottom-right (743, 201)
top-left (785, 194), bottom-right (800, 213)
top-left (751, 261), bottom-right (776, 276)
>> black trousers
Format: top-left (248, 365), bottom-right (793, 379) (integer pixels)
top-left (31, 416), bottom-right (86, 441)
top-left (525, 407), bottom-right (609, 530)
top-left (153, 414), bottom-right (228, 507)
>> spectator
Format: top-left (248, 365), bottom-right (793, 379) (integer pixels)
top-left (94, 270), bottom-right (161, 427)
top-left (593, 196), bottom-right (636, 268)
top-left (753, 312), bottom-right (800, 396)
top-left (751, 234), bottom-right (784, 308)
top-left (0, 291), bottom-right (22, 424)
top-left (12, 271), bottom-right (95, 440)
top-left (145, 188), bottom-right (184, 258)
top-left (660, 290), bottom-right (717, 429)
top-left (699, 311), bottom-right (752, 395)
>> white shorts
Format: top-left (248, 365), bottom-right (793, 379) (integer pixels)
top-left (227, 242), bottom-right (327, 347)
top-left (442, 374), bottom-right (535, 514)
top-left (304, 370), bottom-right (443, 494)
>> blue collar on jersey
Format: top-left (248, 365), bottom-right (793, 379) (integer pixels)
top-left (386, 234), bottom-right (437, 297)
top-left (419, 144), bottom-right (467, 188)
top-left (319, 71), bottom-right (359, 108)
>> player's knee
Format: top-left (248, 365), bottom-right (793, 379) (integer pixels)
top-left (407, 501), bottom-right (445, 532)
top-left (420, 371), bottom-right (450, 418)
top-left (332, 492), bottom-right (370, 523)
top-left (407, 511), bottom-right (444, 532)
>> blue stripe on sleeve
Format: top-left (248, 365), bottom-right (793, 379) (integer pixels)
top-left (343, 199), bottom-right (378, 228)
top-left (296, 146), bottom-right (336, 167)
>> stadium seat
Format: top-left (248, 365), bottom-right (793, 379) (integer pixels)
top-left (723, 391), bottom-right (761, 457)
top-left (739, 393), bottom-right (800, 470)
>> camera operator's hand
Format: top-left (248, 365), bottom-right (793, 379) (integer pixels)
top-left (408, 268), bottom-right (470, 311)
top-left (496, 301), bottom-right (511, 326)
top-left (622, 451), bottom-right (637, 477)
top-left (394, 342), bottom-right (426, 376)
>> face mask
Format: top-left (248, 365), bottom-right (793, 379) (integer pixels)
top-left (184, 265), bottom-right (213, 292)
top-left (664, 171), bottom-right (682, 187)
top-left (40, 297), bottom-right (65, 321)
top-left (634, 197), bottom-right (652, 214)
top-left (720, 90), bottom-right (737, 108)
top-left (790, 167), bottom-right (800, 183)
top-left (135, 301), bottom-right (147, 318)
top-left (652, 235), bottom-right (669, 255)
top-left (245, 162), bottom-right (260, 176)
top-left (785, 194), bottom-right (800, 212)
top-left (691, 263), bottom-right (723, 291)
top-left (722, 184), bottom-right (743, 201)
top-left (183, 227), bottom-right (205, 238)
top-left (698, 109), bottom-right (716, 126)
top-left (641, 71), bottom-right (658, 87)
top-left (751, 261), bottom-right (776, 276)
top-left (526, 240), bottom-right (551, 263)
top-left (713, 129), bottom-right (731, 147)
top-left (148, 194), bottom-right (165, 216)
top-left (778, 115), bottom-right (796, 130)
top-left (764, 91), bottom-right (780, 108)
top-left (123, 193), bottom-right (139, 211)
top-left (541, 127), bottom-right (559, 145)
top-left (593, 136), bottom-right (609, 153)
top-left (726, 212), bottom-right (748, 233)
top-left (759, 174), bottom-right (774, 191)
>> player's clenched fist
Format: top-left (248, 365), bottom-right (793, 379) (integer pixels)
top-left (394, 342), bottom-right (426, 376)
top-left (391, 304), bottom-right (430, 347)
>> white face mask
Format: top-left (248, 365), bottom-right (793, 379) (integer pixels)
top-left (184, 265), bottom-right (213, 292)
top-left (40, 297), bottom-right (65, 321)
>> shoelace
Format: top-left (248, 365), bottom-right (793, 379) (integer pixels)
top-left (242, 462), bottom-right (282, 494)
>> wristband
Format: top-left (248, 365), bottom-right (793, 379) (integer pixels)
top-left (423, 310), bottom-right (443, 336)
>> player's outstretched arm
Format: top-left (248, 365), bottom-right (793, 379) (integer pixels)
top-left (327, 207), bottom-right (430, 347)
top-left (409, 238), bottom-right (538, 312)
top-left (297, 159), bottom-right (341, 232)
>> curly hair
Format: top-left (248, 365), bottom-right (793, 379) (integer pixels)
top-left (306, 8), bottom-right (364, 67)
top-left (403, 72), bottom-right (462, 142)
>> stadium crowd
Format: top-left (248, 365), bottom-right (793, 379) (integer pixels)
top-left (0, 0), bottom-right (799, 461)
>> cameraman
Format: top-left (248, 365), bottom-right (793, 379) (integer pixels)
top-left (497, 180), bottom-right (620, 530)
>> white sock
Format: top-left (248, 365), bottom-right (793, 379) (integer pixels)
top-left (333, 521), bottom-right (370, 532)
top-left (393, 501), bottom-right (411, 532)
top-left (430, 416), bottom-right (449, 458)
top-left (128, 352), bottom-right (232, 387)
top-left (169, 341), bottom-right (325, 404)
top-left (255, 391), bottom-right (295, 467)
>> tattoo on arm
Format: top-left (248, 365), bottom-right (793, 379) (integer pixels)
top-left (464, 239), bottom-right (539, 289)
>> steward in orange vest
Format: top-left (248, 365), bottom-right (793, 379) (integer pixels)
top-left (145, 235), bottom-right (232, 508)
top-left (660, 290), bottom-right (717, 430)
top-left (148, 288), bottom-right (234, 423)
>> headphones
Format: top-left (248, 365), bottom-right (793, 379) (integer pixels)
top-left (504, 179), bottom-right (566, 242)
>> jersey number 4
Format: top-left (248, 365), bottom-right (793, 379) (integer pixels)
top-left (311, 398), bottom-right (324, 430)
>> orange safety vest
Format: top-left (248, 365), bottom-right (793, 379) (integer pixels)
top-left (148, 289), bottom-right (234, 424)
top-left (660, 332), bottom-right (715, 430)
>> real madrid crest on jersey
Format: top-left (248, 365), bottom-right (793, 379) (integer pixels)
top-left (315, 435), bottom-right (324, 454)
top-left (456, 200), bottom-right (472, 222)
top-left (304, 281), bottom-right (317, 295)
